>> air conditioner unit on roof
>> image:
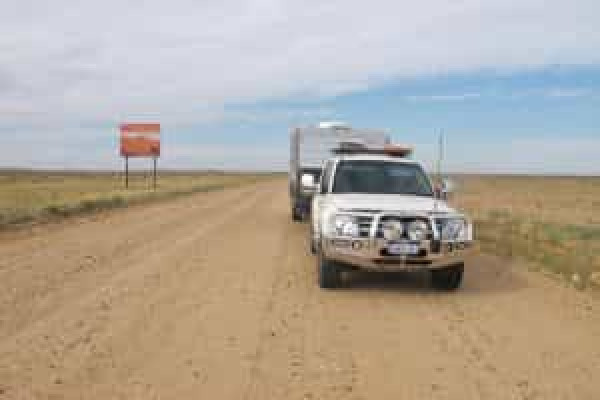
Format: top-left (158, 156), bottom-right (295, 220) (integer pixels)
top-left (332, 141), bottom-right (413, 157)
top-left (332, 140), bottom-right (368, 152)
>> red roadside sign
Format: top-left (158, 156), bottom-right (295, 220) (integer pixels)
top-left (120, 123), bottom-right (160, 158)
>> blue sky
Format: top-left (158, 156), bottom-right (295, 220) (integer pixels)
top-left (159, 66), bottom-right (600, 173)
top-left (1, 1), bottom-right (599, 174)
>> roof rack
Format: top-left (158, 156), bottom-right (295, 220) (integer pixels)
top-left (332, 141), bottom-right (413, 157)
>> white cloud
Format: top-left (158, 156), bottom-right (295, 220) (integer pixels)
top-left (544, 88), bottom-right (591, 98)
top-left (2, 1), bottom-right (600, 122)
top-left (405, 93), bottom-right (481, 102)
top-left (401, 88), bottom-right (596, 102)
top-left (1, 0), bottom-right (600, 170)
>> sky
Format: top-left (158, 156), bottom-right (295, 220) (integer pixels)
top-left (1, 0), bottom-right (599, 174)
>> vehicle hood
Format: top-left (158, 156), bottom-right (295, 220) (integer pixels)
top-left (326, 193), bottom-right (456, 214)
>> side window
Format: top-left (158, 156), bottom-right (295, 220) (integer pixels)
top-left (320, 161), bottom-right (333, 194)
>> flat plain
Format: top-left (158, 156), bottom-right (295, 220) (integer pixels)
top-left (453, 174), bottom-right (600, 286)
top-left (0, 170), bottom-right (271, 228)
top-left (0, 174), bottom-right (598, 399)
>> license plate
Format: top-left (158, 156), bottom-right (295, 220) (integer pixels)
top-left (387, 242), bottom-right (419, 256)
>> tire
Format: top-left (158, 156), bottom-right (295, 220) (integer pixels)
top-left (431, 263), bottom-right (464, 290)
top-left (291, 206), bottom-right (303, 222)
top-left (310, 238), bottom-right (318, 255)
top-left (318, 254), bottom-right (341, 289)
top-left (310, 231), bottom-right (319, 255)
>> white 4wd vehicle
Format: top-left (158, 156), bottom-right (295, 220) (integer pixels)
top-left (307, 148), bottom-right (473, 290)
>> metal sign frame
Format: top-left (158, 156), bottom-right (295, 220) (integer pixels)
top-left (119, 123), bottom-right (161, 189)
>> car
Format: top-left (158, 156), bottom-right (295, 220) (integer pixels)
top-left (304, 143), bottom-right (474, 290)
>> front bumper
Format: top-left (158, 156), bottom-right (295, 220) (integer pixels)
top-left (322, 237), bottom-right (472, 272)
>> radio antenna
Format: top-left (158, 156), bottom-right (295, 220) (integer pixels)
top-left (434, 130), bottom-right (444, 211)
top-left (437, 130), bottom-right (444, 184)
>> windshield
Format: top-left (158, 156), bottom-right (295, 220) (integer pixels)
top-left (332, 160), bottom-right (433, 196)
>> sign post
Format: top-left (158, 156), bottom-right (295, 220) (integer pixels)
top-left (125, 155), bottom-right (129, 189)
top-left (153, 156), bottom-right (157, 190)
top-left (119, 123), bottom-right (161, 189)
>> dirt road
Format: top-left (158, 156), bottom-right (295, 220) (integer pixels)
top-left (1, 180), bottom-right (599, 399)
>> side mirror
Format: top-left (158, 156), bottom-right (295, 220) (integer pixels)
top-left (435, 178), bottom-right (455, 200)
top-left (301, 174), bottom-right (318, 194)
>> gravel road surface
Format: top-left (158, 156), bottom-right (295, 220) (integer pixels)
top-left (1, 181), bottom-right (598, 399)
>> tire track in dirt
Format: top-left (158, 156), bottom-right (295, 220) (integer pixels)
top-left (240, 219), bottom-right (319, 400)
top-left (95, 181), bottom-right (293, 399)
top-left (285, 252), bottom-right (600, 400)
top-left (0, 183), bottom-right (277, 398)
top-left (402, 255), bottom-right (600, 400)
top-left (0, 184), bottom-right (263, 339)
top-left (242, 218), bottom-right (367, 400)
top-left (240, 219), bottom-right (296, 400)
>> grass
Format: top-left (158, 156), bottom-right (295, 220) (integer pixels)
top-left (452, 175), bottom-right (600, 288)
top-left (3, 171), bottom-right (598, 287)
top-left (0, 170), bottom-right (275, 229)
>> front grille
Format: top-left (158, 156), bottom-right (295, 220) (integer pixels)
top-left (434, 219), bottom-right (444, 235)
top-left (375, 216), bottom-right (432, 239)
top-left (379, 248), bottom-right (428, 257)
top-left (373, 258), bottom-right (432, 266)
top-left (356, 215), bottom-right (374, 238)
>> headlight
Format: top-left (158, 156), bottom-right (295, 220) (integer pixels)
top-left (382, 220), bottom-right (404, 240)
top-left (440, 218), bottom-right (467, 241)
top-left (407, 220), bottom-right (428, 241)
top-left (332, 215), bottom-right (359, 237)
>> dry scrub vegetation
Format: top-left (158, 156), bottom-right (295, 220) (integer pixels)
top-left (453, 175), bottom-right (600, 288)
top-left (0, 170), bottom-right (272, 229)
top-left (3, 171), bottom-right (598, 288)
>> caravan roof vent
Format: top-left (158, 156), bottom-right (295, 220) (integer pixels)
top-left (318, 121), bottom-right (350, 130)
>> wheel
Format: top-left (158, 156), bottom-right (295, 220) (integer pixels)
top-left (431, 263), bottom-right (464, 290)
top-left (291, 206), bottom-right (303, 222)
top-left (309, 229), bottom-right (319, 254)
top-left (310, 238), bottom-right (318, 255)
top-left (318, 254), bottom-right (341, 289)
